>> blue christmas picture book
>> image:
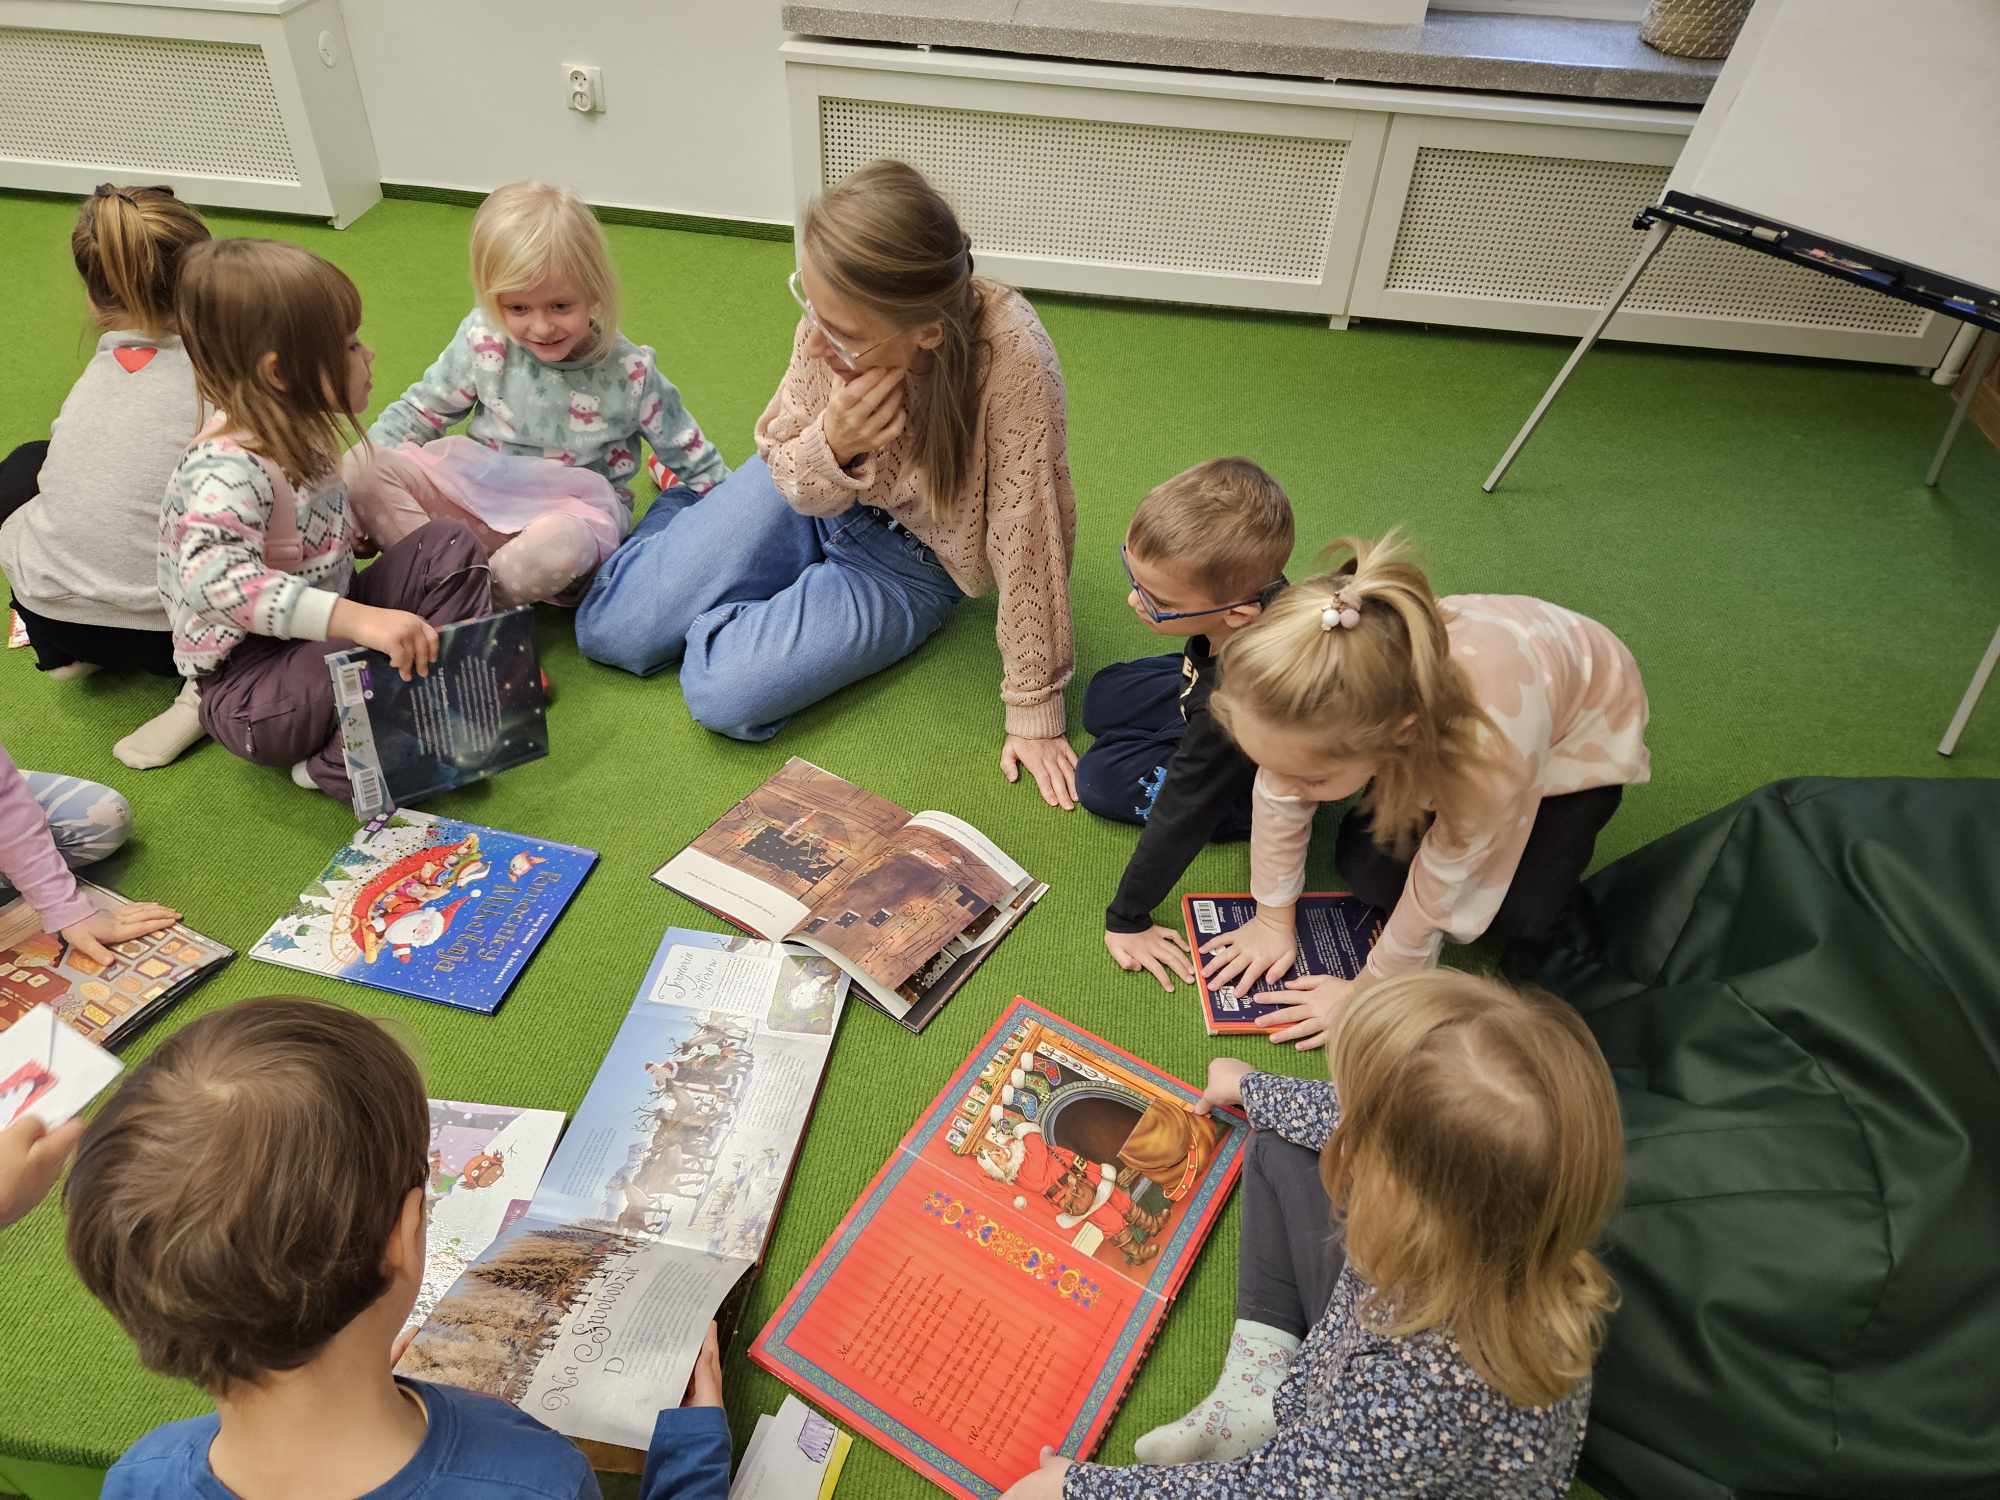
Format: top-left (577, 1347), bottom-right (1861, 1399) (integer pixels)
top-left (1182, 891), bottom-right (1385, 1034)
top-left (250, 811), bottom-right (595, 1014)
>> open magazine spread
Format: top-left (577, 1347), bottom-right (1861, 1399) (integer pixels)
top-left (1183, 892), bottom-right (1386, 1034)
top-left (330, 607), bottom-right (550, 821)
top-left (400, 927), bottom-right (850, 1451)
top-left (751, 998), bottom-right (1248, 1500)
top-left (403, 1099), bottom-right (569, 1341)
top-left (0, 883), bottom-right (231, 1049)
top-left (654, 758), bottom-right (1047, 1030)
top-left (249, 811), bottom-right (595, 1014)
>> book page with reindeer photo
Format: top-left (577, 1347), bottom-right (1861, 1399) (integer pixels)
top-left (400, 926), bottom-right (849, 1450)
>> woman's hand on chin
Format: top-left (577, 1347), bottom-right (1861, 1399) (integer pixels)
top-left (1001, 734), bottom-right (1079, 811)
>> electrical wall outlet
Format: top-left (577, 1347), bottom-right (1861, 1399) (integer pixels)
top-left (564, 64), bottom-right (604, 114)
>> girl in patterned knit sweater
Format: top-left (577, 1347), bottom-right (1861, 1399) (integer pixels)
top-left (159, 240), bottom-right (491, 801)
top-left (1005, 969), bottom-right (1624, 1500)
top-left (347, 181), bottom-right (728, 609)
top-left (1200, 531), bottom-right (1650, 1050)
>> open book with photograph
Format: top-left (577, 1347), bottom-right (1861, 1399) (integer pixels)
top-left (751, 998), bottom-right (1248, 1499)
top-left (0, 883), bottom-right (231, 1050)
top-left (1182, 891), bottom-right (1385, 1035)
top-left (654, 758), bottom-right (1047, 1031)
top-left (399, 926), bottom-right (850, 1456)
top-left (329, 607), bottom-right (549, 821)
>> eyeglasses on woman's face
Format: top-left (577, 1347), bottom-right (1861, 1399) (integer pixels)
top-left (787, 269), bottom-right (897, 370)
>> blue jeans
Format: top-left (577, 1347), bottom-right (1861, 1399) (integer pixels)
top-left (575, 456), bottom-right (962, 740)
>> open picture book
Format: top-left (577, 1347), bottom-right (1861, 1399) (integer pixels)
top-left (751, 998), bottom-right (1247, 1499)
top-left (0, 883), bottom-right (231, 1049)
top-left (403, 1098), bottom-right (569, 1342)
top-left (1183, 891), bottom-right (1385, 1035)
top-left (399, 926), bottom-right (850, 1455)
top-left (330, 607), bottom-right (550, 821)
top-left (249, 811), bottom-right (595, 1015)
top-left (654, 758), bottom-right (1047, 1031)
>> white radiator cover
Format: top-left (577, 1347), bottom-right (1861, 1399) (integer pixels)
top-left (0, 0), bottom-right (378, 226)
top-left (787, 42), bottom-right (1951, 365)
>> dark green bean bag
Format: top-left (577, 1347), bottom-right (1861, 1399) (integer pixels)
top-left (1523, 778), bottom-right (2000, 1500)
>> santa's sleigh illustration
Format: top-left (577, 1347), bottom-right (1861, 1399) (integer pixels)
top-left (329, 833), bottom-right (485, 965)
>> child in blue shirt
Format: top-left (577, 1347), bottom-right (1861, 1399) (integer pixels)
top-left (64, 996), bottom-right (730, 1500)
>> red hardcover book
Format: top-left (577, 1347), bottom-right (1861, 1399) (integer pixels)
top-left (751, 997), bottom-right (1247, 1498)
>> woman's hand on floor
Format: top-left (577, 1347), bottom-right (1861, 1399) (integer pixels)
top-left (1002, 734), bottom-right (1079, 810)
top-left (1000, 1447), bottom-right (1074, 1499)
top-left (1105, 925), bottom-right (1195, 990)
top-left (1264, 973), bottom-right (1360, 1051)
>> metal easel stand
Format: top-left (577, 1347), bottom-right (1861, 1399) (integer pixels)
top-left (1930, 329), bottom-right (1999, 755)
top-left (1483, 219), bottom-right (1675, 493)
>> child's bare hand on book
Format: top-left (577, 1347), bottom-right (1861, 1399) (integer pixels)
top-left (1200, 904), bottom-right (1296, 992)
top-left (333, 600), bottom-right (440, 681)
top-left (1001, 734), bottom-right (1079, 810)
top-left (61, 902), bottom-right (179, 967)
top-left (681, 1322), bottom-right (724, 1410)
top-left (1000, 1445), bottom-right (1073, 1499)
top-left (1194, 1058), bottom-right (1254, 1116)
top-left (1264, 972), bottom-right (1359, 1052)
top-left (0, 1115), bottom-right (85, 1230)
top-left (1105, 925), bottom-right (1194, 990)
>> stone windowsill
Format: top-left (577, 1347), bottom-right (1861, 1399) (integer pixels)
top-left (781, 1), bottom-right (1721, 105)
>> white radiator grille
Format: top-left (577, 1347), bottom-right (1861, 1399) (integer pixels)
top-left (821, 96), bottom-right (1344, 281)
top-left (0, 27), bottom-right (297, 184)
top-left (1385, 147), bottom-right (1925, 333)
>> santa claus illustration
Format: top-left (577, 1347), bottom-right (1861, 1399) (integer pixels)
top-left (977, 1117), bottom-right (1164, 1266)
top-left (373, 897), bottom-right (467, 964)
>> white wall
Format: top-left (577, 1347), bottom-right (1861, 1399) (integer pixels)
top-left (339, 0), bottom-right (795, 225)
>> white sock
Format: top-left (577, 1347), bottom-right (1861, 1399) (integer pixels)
top-left (47, 661), bottom-right (99, 681)
top-left (1133, 1319), bottom-right (1299, 1466)
top-left (291, 759), bottom-right (317, 789)
top-left (114, 680), bottom-right (206, 770)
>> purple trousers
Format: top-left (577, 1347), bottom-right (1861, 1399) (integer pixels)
top-left (197, 521), bottom-right (491, 800)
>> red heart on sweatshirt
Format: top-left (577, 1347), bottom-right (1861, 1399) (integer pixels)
top-left (113, 346), bottom-right (156, 373)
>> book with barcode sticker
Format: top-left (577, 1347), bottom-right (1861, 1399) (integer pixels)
top-left (1182, 891), bottom-right (1385, 1035)
top-left (249, 810), bottom-right (594, 1014)
top-left (329, 607), bottom-right (548, 821)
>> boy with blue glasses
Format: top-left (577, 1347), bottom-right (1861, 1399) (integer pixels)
top-left (1079, 458), bottom-right (1292, 990)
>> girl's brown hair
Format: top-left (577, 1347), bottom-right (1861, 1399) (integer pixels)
top-left (802, 160), bottom-right (982, 518)
top-left (1324, 970), bottom-right (1624, 1408)
top-left (175, 238), bottom-right (364, 484)
top-left (71, 184), bottom-right (210, 336)
top-left (1211, 529), bottom-right (1501, 853)
top-left (64, 997), bottom-right (429, 1393)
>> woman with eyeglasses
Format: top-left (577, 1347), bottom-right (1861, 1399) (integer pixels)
top-left (576, 160), bottom-right (1081, 808)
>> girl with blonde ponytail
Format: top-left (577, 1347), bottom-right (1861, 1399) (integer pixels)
top-left (1201, 530), bottom-right (1651, 1048)
top-left (1010, 969), bottom-right (1625, 1500)
top-left (0, 185), bottom-right (212, 768)
top-left (578, 161), bottom-right (1080, 805)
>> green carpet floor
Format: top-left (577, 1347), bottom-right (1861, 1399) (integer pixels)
top-left (1, 191), bottom-right (1996, 1499)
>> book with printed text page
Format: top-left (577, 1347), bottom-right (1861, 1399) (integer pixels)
top-left (654, 758), bottom-right (1047, 1031)
top-left (751, 997), bottom-right (1248, 1500)
top-left (400, 927), bottom-right (852, 1459)
top-left (0, 883), bottom-right (232, 1050)
top-left (1182, 891), bottom-right (1385, 1035)
top-left (248, 811), bottom-right (595, 1014)
top-left (329, 607), bottom-right (549, 821)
